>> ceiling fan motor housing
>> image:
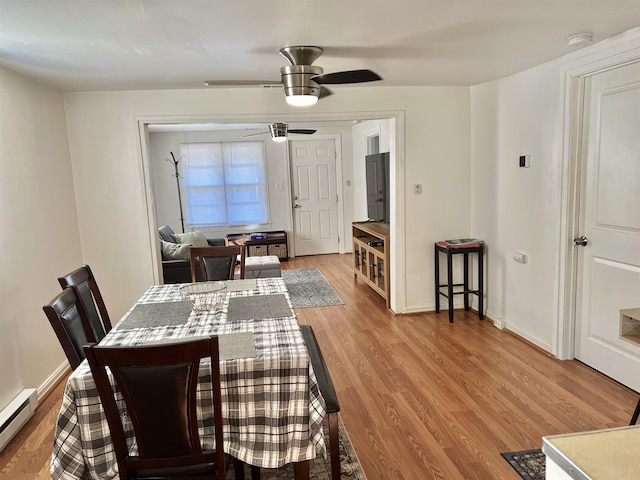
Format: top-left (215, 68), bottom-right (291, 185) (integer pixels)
top-left (280, 64), bottom-right (323, 99)
top-left (279, 46), bottom-right (324, 66)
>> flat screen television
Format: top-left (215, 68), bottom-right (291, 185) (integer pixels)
top-left (365, 152), bottom-right (390, 224)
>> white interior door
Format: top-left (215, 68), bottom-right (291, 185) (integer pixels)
top-left (575, 61), bottom-right (640, 391)
top-left (290, 138), bottom-right (339, 256)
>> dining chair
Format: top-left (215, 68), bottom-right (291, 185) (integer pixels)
top-left (58, 265), bottom-right (112, 341)
top-left (83, 336), bottom-right (228, 480)
top-left (299, 325), bottom-right (341, 480)
top-left (43, 287), bottom-right (94, 370)
top-left (189, 245), bottom-right (246, 282)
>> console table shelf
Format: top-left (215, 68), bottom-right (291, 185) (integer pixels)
top-left (352, 221), bottom-right (390, 308)
top-left (226, 231), bottom-right (288, 260)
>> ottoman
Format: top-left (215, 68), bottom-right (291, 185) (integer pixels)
top-left (244, 255), bottom-right (281, 278)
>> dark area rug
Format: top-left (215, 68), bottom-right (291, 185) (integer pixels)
top-left (501, 449), bottom-right (545, 480)
top-left (282, 268), bottom-right (343, 308)
top-left (229, 415), bottom-right (367, 479)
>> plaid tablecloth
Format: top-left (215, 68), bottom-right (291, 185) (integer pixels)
top-left (50, 278), bottom-right (326, 480)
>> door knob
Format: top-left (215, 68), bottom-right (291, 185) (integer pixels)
top-left (573, 235), bottom-right (588, 246)
top-left (294, 204), bottom-right (301, 208)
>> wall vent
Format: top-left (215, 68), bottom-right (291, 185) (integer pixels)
top-left (0, 389), bottom-right (38, 452)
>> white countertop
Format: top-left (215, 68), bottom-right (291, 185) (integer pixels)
top-left (543, 425), bottom-right (640, 479)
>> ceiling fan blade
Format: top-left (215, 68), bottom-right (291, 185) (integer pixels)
top-left (318, 86), bottom-right (333, 99)
top-left (204, 80), bottom-right (282, 87)
top-left (312, 69), bottom-right (382, 85)
top-left (244, 131), bottom-right (269, 138)
top-left (287, 129), bottom-right (317, 135)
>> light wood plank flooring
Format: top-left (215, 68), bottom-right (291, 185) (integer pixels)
top-left (2, 253), bottom-right (637, 479)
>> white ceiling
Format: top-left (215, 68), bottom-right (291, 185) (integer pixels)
top-left (2, 1), bottom-right (640, 93)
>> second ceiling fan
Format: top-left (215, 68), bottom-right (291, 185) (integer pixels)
top-left (205, 45), bottom-right (382, 106)
top-left (245, 123), bottom-right (316, 142)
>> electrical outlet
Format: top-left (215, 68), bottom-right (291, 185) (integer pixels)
top-left (414, 184), bottom-right (423, 194)
top-left (513, 253), bottom-right (528, 264)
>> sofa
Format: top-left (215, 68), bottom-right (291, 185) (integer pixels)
top-left (158, 225), bottom-right (225, 284)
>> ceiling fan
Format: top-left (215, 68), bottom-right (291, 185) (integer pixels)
top-left (245, 123), bottom-right (316, 142)
top-left (205, 45), bottom-right (382, 106)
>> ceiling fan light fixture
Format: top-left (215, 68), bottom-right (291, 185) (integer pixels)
top-left (269, 123), bottom-right (288, 141)
top-left (285, 94), bottom-right (318, 107)
top-left (281, 64), bottom-right (322, 107)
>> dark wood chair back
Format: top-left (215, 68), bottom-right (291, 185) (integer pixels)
top-left (83, 337), bottom-right (226, 480)
top-left (58, 265), bottom-right (112, 340)
top-left (43, 287), bottom-right (94, 369)
top-left (189, 245), bottom-right (246, 282)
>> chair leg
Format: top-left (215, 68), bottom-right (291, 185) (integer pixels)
top-left (435, 245), bottom-right (440, 313)
top-left (232, 459), bottom-right (261, 480)
top-left (233, 458), bottom-right (246, 480)
top-left (328, 412), bottom-right (341, 480)
top-left (630, 398), bottom-right (640, 425)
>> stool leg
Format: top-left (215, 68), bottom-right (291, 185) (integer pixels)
top-left (447, 250), bottom-right (454, 323)
top-left (630, 398), bottom-right (640, 425)
top-left (463, 252), bottom-right (470, 311)
top-left (478, 246), bottom-right (484, 320)
top-left (435, 245), bottom-right (440, 313)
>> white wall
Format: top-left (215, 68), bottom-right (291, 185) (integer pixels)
top-left (470, 27), bottom-right (640, 352)
top-left (0, 65), bottom-right (81, 410)
top-left (63, 86), bottom-right (470, 318)
top-left (470, 57), bottom-right (573, 351)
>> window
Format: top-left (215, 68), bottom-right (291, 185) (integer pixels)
top-left (181, 141), bottom-right (269, 227)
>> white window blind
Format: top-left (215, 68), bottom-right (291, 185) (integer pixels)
top-left (181, 141), bottom-right (269, 227)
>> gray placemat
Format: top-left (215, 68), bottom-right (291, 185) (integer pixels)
top-left (131, 333), bottom-right (256, 360)
top-left (224, 279), bottom-right (257, 292)
top-left (118, 301), bottom-right (191, 329)
top-left (227, 294), bottom-right (292, 321)
top-left (219, 332), bottom-right (256, 360)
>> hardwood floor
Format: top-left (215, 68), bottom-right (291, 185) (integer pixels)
top-left (2, 253), bottom-right (637, 479)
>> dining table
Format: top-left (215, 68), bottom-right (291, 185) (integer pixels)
top-left (50, 277), bottom-right (327, 480)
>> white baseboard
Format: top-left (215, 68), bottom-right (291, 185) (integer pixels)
top-left (37, 361), bottom-right (70, 401)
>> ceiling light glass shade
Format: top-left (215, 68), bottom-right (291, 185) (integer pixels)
top-left (285, 94), bottom-right (318, 107)
top-left (272, 135), bottom-right (288, 142)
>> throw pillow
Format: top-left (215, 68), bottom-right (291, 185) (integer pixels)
top-left (161, 240), bottom-right (192, 261)
top-left (173, 231), bottom-right (209, 248)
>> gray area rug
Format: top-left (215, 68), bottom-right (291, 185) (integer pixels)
top-left (229, 415), bottom-right (367, 479)
top-left (282, 268), bottom-right (343, 308)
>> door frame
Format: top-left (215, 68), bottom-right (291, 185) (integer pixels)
top-left (287, 134), bottom-right (344, 258)
top-left (557, 36), bottom-right (640, 359)
top-left (134, 110), bottom-right (406, 313)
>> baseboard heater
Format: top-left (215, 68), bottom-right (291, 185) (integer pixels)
top-left (0, 389), bottom-right (38, 452)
